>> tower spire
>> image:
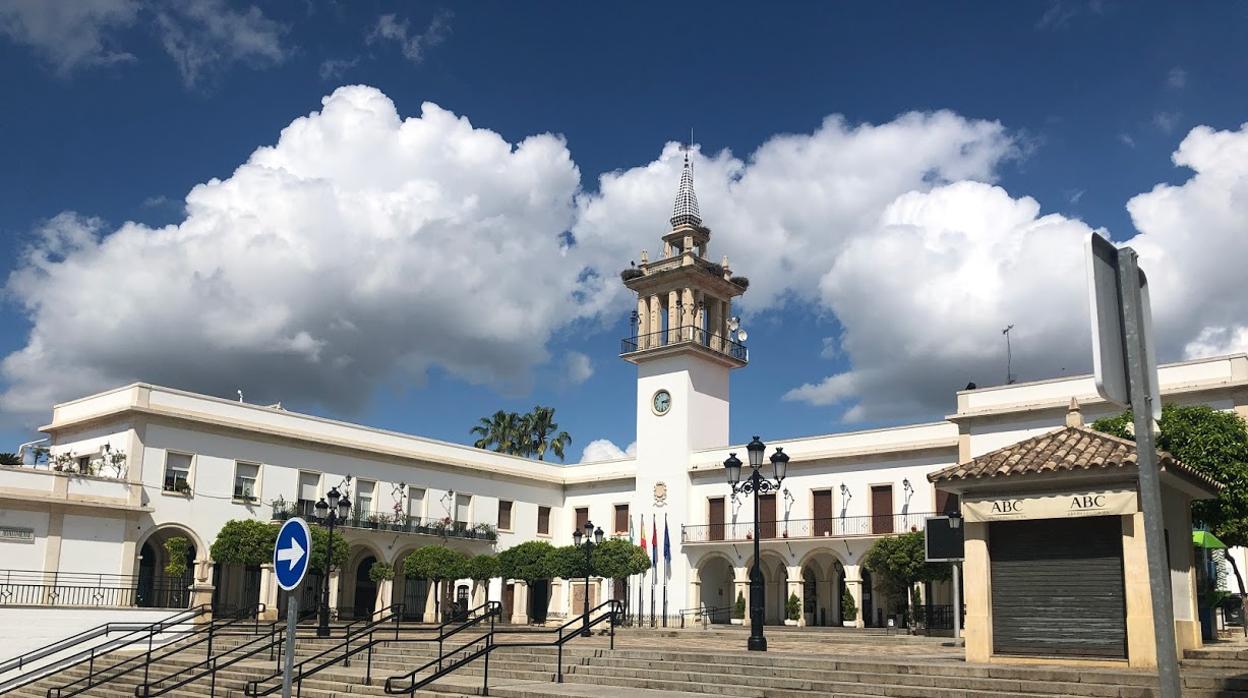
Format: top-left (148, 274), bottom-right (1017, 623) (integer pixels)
top-left (670, 137), bottom-right (701, 229)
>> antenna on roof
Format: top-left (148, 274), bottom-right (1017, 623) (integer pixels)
top-left (1002, 325), bottom-right (1016, 384)
top-left (237, 389), bottom-right (244, 403)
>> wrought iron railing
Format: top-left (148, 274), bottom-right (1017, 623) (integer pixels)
top-left (0, 569), bottom-right (191, 608)
top-left (271, 503), bottom-right (498, 541)
top-left (681, 512), bottom-right (936, 543)
top-left (922, 604), bottom-right (964, 631)
top-left (620, 325), bottom-right (748, 362)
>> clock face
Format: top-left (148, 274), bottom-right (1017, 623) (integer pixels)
top-left (652, 389), bottom-right (672, 415)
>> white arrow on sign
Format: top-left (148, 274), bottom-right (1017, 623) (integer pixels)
top-left (277, 538), bottom-right (305, 569)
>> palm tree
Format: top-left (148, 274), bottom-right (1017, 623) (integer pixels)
top-left (0, 452), bottom-right (21, 466)
top-left (469, 407), bottom-right (571, 460)
top-left (470, 411), bottom-right (527, 455)
top-left (525, 406), bottom-right (572, 462)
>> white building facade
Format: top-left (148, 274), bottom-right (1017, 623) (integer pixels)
top-left (2, 161), bottom-right (1247, 660)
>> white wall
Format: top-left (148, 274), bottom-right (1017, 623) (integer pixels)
top-left (0, 607), bottom-right (190, 679)
top-left (0, 508), bottom-right (48, 571)
top-left (58, 514), bottom-right (127, 575)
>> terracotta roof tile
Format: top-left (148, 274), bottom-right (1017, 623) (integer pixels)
top-left (927, 426), bottom-right (1222, 491)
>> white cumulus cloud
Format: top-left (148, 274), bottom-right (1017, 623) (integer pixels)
top-left (563, 351), bottom-right (593, 385)
top-left (1, 86), bottom-right (586, 415)
top-left (579, 439), bottom-right (636, 463)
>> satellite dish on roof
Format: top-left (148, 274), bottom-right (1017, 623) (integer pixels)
top-left (737, 329), bottom-right (749, 342)
top-left (728, 316), bottom-right (740, 332)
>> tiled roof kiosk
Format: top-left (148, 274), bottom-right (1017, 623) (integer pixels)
top-left (929, 399), bottom-right (1222, 668)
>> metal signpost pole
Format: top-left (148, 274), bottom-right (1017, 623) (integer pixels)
top-left (1116, 248), bottom-right (1182, 698)
top-left (952, 562), bottom-right (961, 646)
top-left (282, 583), bottom-right (299, 698)
top-left (274, 517), bottom-right (311, 698)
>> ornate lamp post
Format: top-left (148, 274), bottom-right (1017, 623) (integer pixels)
top-left (724, 436), bottom-right (788, 651)
top-left (572, 520), bottom-right (604, 637)
top-left (313, 486), bottom-right (351, 638)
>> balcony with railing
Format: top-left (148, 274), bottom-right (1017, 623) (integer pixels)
top-left (271, 501), bottom-right (497, 542)
top-left (681, 511), bottom-right (935, 544)
top-left (620, 325), bottom-right (747, 364)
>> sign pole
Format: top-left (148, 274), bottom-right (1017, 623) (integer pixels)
top-left (282, 583), bottom-right (299, 698)
top-left (1117, 248), bottom-right (1182, 698)
top-left (952, 562), bottom-right (961, 646)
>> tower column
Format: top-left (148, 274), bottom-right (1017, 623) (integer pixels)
top-left (708, 298), bottom-right (722, 351)
top-left (668, 290), bottom-right (679, 344)
top-left (681, 288), bottom-right (695, 341)
top-left (694, 291), bottom-right (706, 345)
top-left (637, 296), bottom-right (650, 348)
top-left (649, 295), bottom-right (661, 350)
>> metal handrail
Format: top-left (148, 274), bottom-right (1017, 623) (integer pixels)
top-left (241, 602), bottom-right (498, 697)
top-left (681, 511), bottom-right (937, 543)
top-left (46, 604), bottom-right (264, 698)
top-left (0, 605), bottom-right (210, 692)
top-left (620, 325), bottom-right (748, 362)
top-left (676, 604), bottom-right (732, 629)
top-left (133, 609), bottom-right (295, 697)
top-left (384, 599), bottom-right (623, 696)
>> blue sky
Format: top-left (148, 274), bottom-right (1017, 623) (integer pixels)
top-left (2, 1), bottom-right (1248, 460)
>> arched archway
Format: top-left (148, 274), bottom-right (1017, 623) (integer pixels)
top-left (393, 548), bottom-right (431, 622)
top-left (695, 553), bottom-right (735, 623)
top-left (341, 543), bottom-right (385, 620)
top-left (747, 552), bottom-right (789, 625)
top-left (135, 526), bottom-right (199, 608)
top-left (352, 556), bottom-right (379, 619)
top-left (798, 548), bottom-right (842, 627)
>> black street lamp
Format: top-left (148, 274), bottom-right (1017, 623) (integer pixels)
top-left (724, 436), bottom-right (787, 652)
top-left (572, 521), bottom-right (604, 637)
top-left (313, 486), bottom-right (351, 638)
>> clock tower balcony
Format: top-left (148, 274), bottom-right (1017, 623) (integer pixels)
top-left (620, 324), bottom-right (748, 368)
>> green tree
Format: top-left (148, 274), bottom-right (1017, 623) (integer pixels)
top-left (470, 407), bottom-right (573, 461)
top-left (210, 520), bottom-right (278, 567)
top-left (466, 554), bottom-right (500, 582)
top-left (733, 591), bottom-right (746, 620)
top-left (548, 545), bottom-right (594, 579)
top-left (862, 531), bottom-right (950, 631)
top-left (591, 538), bottom-right (650, 597)
top-left (840, 586), bottom-right (857, 624)
top-left (404, 546), bottom-right (469, 620)
top-left (1093, 404), bottom-right (1248, 592)
top-left (786, 593), bottom-right (801, 622)
top-left (163, 536), bottom-right (191, 577)
top-left (498, 541), bottom-right (557, 582)
top-left (466, 554), bottom-right (500, 607)
top-left (523, 406), bottom-right (572, 462)
top-left (0, 452), bottom-right (22, 466)
top-left (471, 410), bottom-right (526, 454)
top-left (368, 561), bottom-right (395, 583)
top-left (307, 525), bottom-right (349, 574)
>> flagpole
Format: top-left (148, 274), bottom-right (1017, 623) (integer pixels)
top-left (662, 513), bottom-right (669, 628)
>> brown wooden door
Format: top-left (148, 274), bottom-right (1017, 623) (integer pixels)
top-left (759, 494), bottom-right (777, 539)
top-left (871, 485), bottom-right (894, 534)
top-left (575, 507), bottom-right (588, 531)
top-left (708, 497), bottom-right (725, 541)
top-left (813, 490), bottom-right (833, 536)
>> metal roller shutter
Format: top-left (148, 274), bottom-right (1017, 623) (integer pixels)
top-left (990, 516), bottom-right (1127, 658)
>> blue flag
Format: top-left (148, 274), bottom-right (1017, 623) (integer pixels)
top-left (663, 514), bottom-right (671, 581)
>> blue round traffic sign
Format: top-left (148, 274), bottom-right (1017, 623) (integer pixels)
top-left (274, 517), bottom-right (311, 591)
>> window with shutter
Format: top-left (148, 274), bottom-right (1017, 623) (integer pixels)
top-left (537, 506), bottom-right (551, 535)
top-left (614, 504), bottom-right (629, 534)
top-left (498, 500), bottom-right (513, 531)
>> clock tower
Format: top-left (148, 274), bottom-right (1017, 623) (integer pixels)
top-left (620, 152), bottom-right (749, 608)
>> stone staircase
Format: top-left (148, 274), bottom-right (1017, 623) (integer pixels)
top-left (8, 627), bottom-right (1248, 698)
